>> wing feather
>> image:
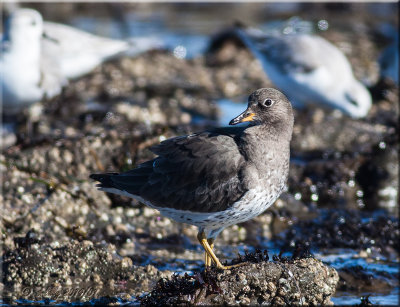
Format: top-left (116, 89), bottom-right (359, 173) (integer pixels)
top-left (108, 128), bottom-right (248, 212)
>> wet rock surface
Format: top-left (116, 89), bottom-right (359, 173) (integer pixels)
top-left (2, 239), bottom-right (170, 304)
top-left (1, 2), bottom-right (399, 305)
top-left (279, 209), bottom-right (399, 253)
top-left (337, 264), bottom-right (398, 294)
top-left (141, 254), bottom-right (339, 306)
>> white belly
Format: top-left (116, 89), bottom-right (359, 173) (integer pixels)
top-left (101, 183), bottom-right (284, 232)
top-left (156, 186), bottom-right (282, 230)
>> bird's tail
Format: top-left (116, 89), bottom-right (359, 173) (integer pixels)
top-left (89, 173), bottom-right (119, 188)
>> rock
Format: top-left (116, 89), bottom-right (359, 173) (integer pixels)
top-left (2, 240), bottom-right (171, 304)
top-left (356, 132), bottom-right (398, 214)
top-left (337, 264), bottom-right (399, 293)
top-left (280, 209), bottom-right (399, 253)
top-left (1, 9), bottom-right (398, 305)
top-left (141, 257), bottom-right (339, 306)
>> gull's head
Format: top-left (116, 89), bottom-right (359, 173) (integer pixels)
top-left (339, 80), bottom-right (372, 119)
top-left (5, 9), bottom-right (43, 49)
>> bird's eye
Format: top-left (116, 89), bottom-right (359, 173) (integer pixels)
top-left (31, 21), bottom-right (36, 26)
top-left (263, 99), bottom-right (274, 107)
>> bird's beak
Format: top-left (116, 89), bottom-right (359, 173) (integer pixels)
top-left (229, 109), bottom-right (256, 125)
top-left (42, 31), bottom-right (59, 44)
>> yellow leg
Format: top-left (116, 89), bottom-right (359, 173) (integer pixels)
top-left (197, 231), bottom-right (245, 270)
top-left (205, 238), bottom-right (214, 268)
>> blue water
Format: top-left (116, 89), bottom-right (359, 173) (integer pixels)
top-left (72, 15), bottom-right (210, 59)
top-left (217, 99), bottom-right (248, 126)
top-left (332, 290), bottom-right (399, 306)
top-left (68, 9), bottom-right (329, 61)
top-left (319, 250), bottom-right (399, 305)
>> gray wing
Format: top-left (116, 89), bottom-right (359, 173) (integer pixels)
top-left (237, 28), bottom-right (322, 74)
top-left (105, 129), bottom-right (247, 213)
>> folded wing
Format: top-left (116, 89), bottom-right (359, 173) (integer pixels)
top-left (93, 128), bottom-right (248, 213)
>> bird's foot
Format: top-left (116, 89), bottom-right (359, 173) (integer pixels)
top-left (217, 262), bottom-right (246, 270)
top-left (198, 231), bottom-right (246, 271)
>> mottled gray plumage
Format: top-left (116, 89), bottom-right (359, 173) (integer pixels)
top-left (91, 88), bottom-right (293, 242)
top-left (94, 128), bottom-right (247, 213)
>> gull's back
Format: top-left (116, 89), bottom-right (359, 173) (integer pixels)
top-left (42, 21), bottom-right (129, 79)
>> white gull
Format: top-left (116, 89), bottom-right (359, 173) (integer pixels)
top-left (1, 8), bottom-right (162, 112)
top-left (235, 26), bottom-right (372, 118)
top-left (0, 8), bottom-right (65, 112)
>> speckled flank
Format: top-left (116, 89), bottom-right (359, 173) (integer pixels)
top-left (101, 181), bottom-right (285, 235)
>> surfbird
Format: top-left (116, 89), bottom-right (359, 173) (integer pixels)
top-left (90, 88), bottom-right (294, 269)
top-left (235, 25), bottom-right (372, 118)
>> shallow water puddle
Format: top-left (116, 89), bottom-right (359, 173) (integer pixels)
top-left (332, 288), bottom-right (399, 306)
top-left (319, 249), bottom-right (399, 305)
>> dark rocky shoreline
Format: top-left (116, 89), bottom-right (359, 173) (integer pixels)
top-left (1, 3), bottom-right (399, 305)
